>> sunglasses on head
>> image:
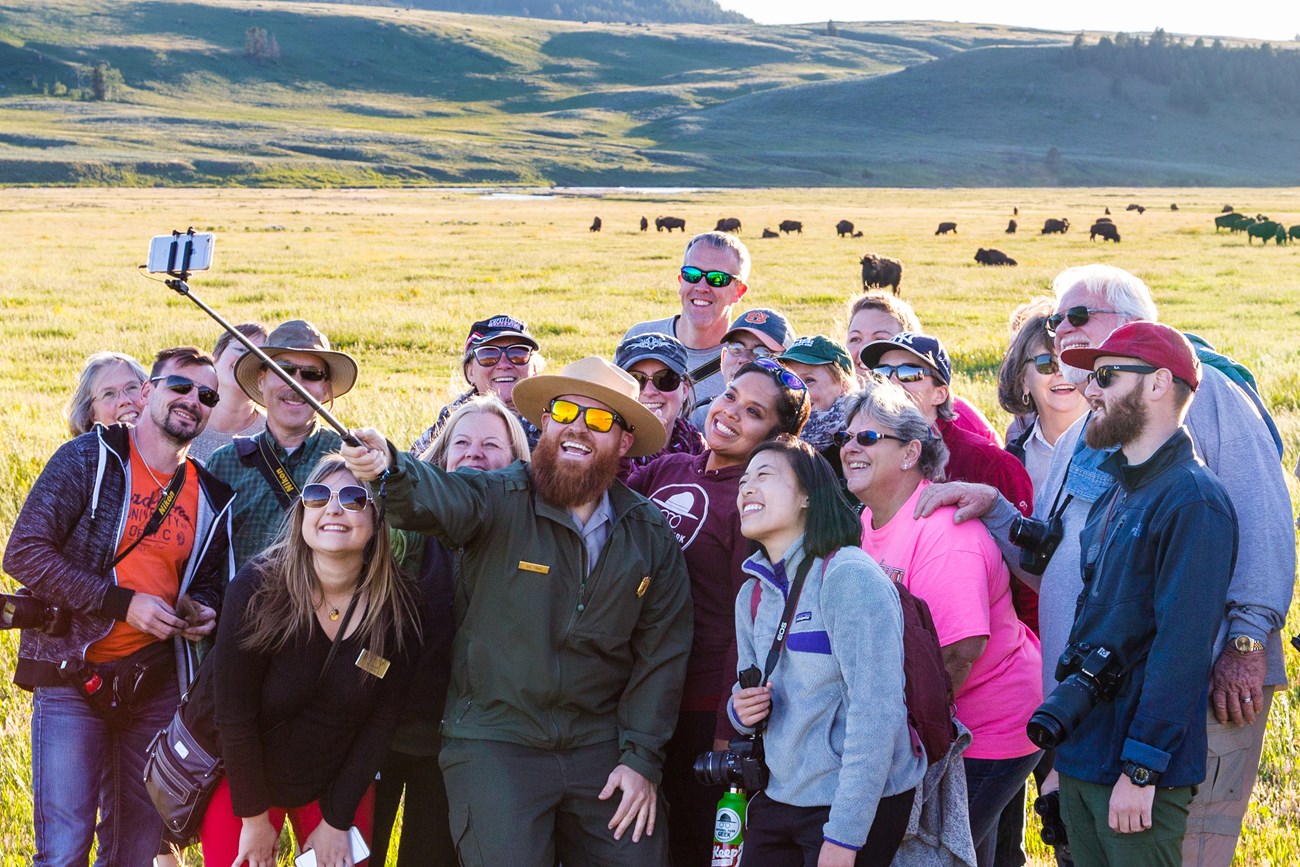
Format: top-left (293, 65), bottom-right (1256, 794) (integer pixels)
top-left (629, 368), bottom-right (682, 392)
top-left (680, 266), bottom-right (738, 288)
top-left (300, 483), bottom-right (372, 512)
top-left (1087, 364), bottom-right (1157, 388)
top-left (1045, 306), bottom-right (1121, 334)
top-left (1026, 353), bottom-right (1060, 375)
top-left (547, 397), bottom-right (628, 434)
top-left (472, 343), bottom-right (534, 367)
top-left (872, 363), bottom-right (933, 384)
top-left (751, 357), bottom-right (807, 392)
top-left (832, 429), bottom-right (908, 448)
top-left (272, 361), bottom-right (329, 382)
top-left (150, 375), bottom-right (220, 408)
top-left (724, 341), bottom-right (776, 360)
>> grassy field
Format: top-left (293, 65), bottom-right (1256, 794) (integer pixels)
top-left (0, 185), bottom-right (1298, 864)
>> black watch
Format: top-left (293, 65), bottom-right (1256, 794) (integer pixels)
top-left (1122, 761), bottom-right (1160, 787)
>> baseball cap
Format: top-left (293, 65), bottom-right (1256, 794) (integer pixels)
top-left (857, 332), bottom-right (953, 385)
top-left (464, 315), bottom-right (539, 352)
top-left (614, 332), bottom-right (689, 376)
top-left (1060, 321), bottom-right (1200, 390)
top-left (779, 335), bottom-right (853, 376)
top-left (721, 308), bottom-right (795, 353)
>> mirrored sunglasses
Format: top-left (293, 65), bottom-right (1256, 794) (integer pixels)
top-left (680, 266), bottom-right (738, 288)
top-left (872, 363), bottom-right (933, 384)
top-left (300, 483), bottom-right (372, 511)
top-left (149, 375), bottom-right (220, 408)
top-left (472, 344), bottom-right (534, 367)
top-left (547, 398), bottom-right (628, 434)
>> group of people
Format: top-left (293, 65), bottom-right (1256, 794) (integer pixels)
top-left (4, 229), bottom-right (1294, 867)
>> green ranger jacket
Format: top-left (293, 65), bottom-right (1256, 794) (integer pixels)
top-left (381, 449), bottom-right (693, 783)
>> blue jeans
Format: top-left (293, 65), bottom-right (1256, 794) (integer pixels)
top-left (965, 751), bottom-right (1043, 867)
top-left (31, 670), bottom-right (180, 867)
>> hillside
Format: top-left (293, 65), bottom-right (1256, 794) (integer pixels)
top-left (282, 0), bottom-right (751, 25)
top-left (0, 0), bottom-right (1296, 186)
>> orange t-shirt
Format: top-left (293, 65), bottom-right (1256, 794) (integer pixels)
top-left (86, 447), bottom-right (201, 662)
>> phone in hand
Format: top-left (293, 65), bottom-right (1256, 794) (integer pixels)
top-left (293, 825), bottom-right (370, 866)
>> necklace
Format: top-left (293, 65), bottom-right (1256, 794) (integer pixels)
top-left (132, 432), bottom-right (173, 492)
top-left (321, 591), bottom-right (355, 622)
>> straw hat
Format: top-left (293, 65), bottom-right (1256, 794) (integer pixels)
top-left (233, 319), bottom-right (359, 404)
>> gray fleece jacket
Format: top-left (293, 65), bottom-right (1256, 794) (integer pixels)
top-left (728, 540), bottom-right (926, 850)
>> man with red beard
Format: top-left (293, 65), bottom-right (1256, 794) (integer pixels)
top-left (341, 357), bottom-right (693, 867)
top-left (1046, 322), bottom-right (1237, 864)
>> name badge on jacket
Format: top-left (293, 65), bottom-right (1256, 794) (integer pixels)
top-left (355, 649), bottom-right (390, 679)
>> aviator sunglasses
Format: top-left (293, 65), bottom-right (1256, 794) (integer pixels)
top-left (629, 368), bottom-right (683, 392)
top-left (472, 344), bottom-right (535, 367)
top-left (300, 483), bottom-right (372, 512)
top-left (1086, 364), bottom-right (1157, 388)
top-left (272, 361), bottom-right (329, 382)
top-left (547, 397), bottom-right (629, 434)
top-left (149, 375), bottom-right (220, 408)
top-left (832, 429), bottom-right (909, 448)
top-left (872, 363), bottom-right (933, 384)
top-left (1045, 306), bottom-right (1121, 335)
top-left (680, 266), bottom-right (739, 288)
top-left (1026, 353), bottom-right (1060, 376)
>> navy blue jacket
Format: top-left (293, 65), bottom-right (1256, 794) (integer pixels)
top-left (1054, 428), bottom-right (1237, 788)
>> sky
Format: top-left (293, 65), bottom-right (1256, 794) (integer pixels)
top-left (718, 1), bottom-right (1300, 43)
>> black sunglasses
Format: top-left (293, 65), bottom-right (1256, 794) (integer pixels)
top-left (472, 344), bottom-right (534, 367)
top-left (1045, 306), bottom-right (1121, 334)
top-left (300, 483), bottom-right (372, 512)
top-left (832, 429), bottom-right (909, 448)
top-left (629, 368), bottom-right (683, 392)
top-left (150, 375), bottom-right (220, 408)
top-left (680, 266), bottom-right (738, 288)
top-left (1026, 353), bottom-right (1059, 375)
top-left (272, 361), bottom-right (329, 382)
top-left (1087, 364), bottom-right (1157, 388)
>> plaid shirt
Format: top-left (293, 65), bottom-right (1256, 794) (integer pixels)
top-left (205, 424), bottom-right (343, 568)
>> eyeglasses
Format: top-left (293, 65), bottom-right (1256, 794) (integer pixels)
top-left (1086, 364), bottom-right (1157, 388)
top-left (1045, 306), bottom-right (1121, 334)
top-left (724, 341), bottom-right (776, 360)
top-left (149, 375), bottom-right (220, 408)
top-left (872, 363), bottom-right (934, 384)
top-left (547, 398), bottom-right (629, 434)
top-left (680, 266), bottom-right (738, 288)
top-left (832, 429), bottom-right (908, 448)
top-left (629, 368), bottom-right (682, 392)
top-left (301, 483), bottom-right (372, 512)
top-left (272, 361), bottom-right (329, 382)
top-left (1025, 353), bottom-right (1059, 375)
top-left (472, 344), bottom-right (534, 367)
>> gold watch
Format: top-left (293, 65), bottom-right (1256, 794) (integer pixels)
top-left (1231, 634), bottom-right (1265, 653)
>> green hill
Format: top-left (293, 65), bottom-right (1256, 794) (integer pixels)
top-left (0, 0), bottom-right (1296, 186)
top-left (285, 0), bottom-right (750, 25)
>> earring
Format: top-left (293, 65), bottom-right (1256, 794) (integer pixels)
top-left (1021, 392), bottom-right (1030, 406)
top-left (901, 462), bottom-right (911, 470)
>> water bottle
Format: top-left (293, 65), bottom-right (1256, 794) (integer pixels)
top-left (711, 786), bottom-right (747, 867)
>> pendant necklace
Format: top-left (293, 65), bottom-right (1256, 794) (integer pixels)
top-left (132, 431), bottom-right (171, 492)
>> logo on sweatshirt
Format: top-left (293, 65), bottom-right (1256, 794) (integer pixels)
top-left (795, 611), bottom-right (812, 623)
top-left (648, 483), bottom-right (709, 550)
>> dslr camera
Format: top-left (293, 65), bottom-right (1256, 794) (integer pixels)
top-left (694, 665), bottom-right (770, 792)
top-left (1008, 512), bottom-right (1064, 576)
top-left (1, 591), bottom-right (70, 636)
top-left (1027, 643), bottom-right (1122, 750)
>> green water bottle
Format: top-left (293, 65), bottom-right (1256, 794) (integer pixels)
top-left (711, 786), bottom-right (747, 867)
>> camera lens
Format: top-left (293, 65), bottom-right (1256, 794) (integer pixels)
top-left (1008, 516), bottom-right (1042, 549)
top-left (1027, 674), bottom-right (1100, 750)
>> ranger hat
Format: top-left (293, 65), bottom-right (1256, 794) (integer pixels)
top-left (513, 357), bottom-right (668, 457)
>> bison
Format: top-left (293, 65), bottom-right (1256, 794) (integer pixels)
top-left (974, 248), bottom-right (1017, 266)
top-left (640, 216), bottom-right (648, 232)
top-left (1041, 218), bottom-right (1070, 235)
top-left (1094, 217), bottom-right (1113, 224)
top-left (715, 217), bottom-right (742, 234)
top-left (860, 253), bottom-right (903, 296)
top-left (836, 219), bottom-right (855, 237)
top-left (1247, 220), bottom-right (1283, 244)
top-left (1089, 222), bottom-right (1121, 243)
top-left (1215, 213), bottom-right (1250, 232)
top-left (1222, 205), bottom-right (1234, 213)
top-left (761, 227), bottom-right (779, 238)
top-left (589, 216), bottom-right (602, 232)
top-left (852, 230), bottom-right (863, 238)
top-left (1006, 219), bottom-right (1017, 234)
top-left (779, 220), bottom-right (803, 235)
top-left (1013, 206), bottom-right (1019, 216)
top-left (1170, 204), bottom-right (1179, 211)
top-left (935, 222), bottom-right (957, 235)
top-left (1290, 225), bottom-right (1300, 241)
top-left (655, 216), bottom-right (686, 232)
top-left (1127, 204), bottom-right (1146, 213)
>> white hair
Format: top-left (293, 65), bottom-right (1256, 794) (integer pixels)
top-left (1051, 264), bottom-right (1159, 323)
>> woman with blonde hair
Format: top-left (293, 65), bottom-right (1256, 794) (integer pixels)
top-left (199, 454), bottom-right (424, 867)
top-left (65, 351), bottom-right (148, 436)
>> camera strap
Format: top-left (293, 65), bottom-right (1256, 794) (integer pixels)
top-left (760, 555), bottom-right (815, 684)
top-left (689, 356), bottom-right (721, 385)
top-left (112, 462), bottom-right (188, 568)
top-left (238, 434), bottom-right (301, 511)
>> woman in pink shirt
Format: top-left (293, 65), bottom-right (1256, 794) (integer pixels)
top-left (839, 380), bottom-right (1042, 867)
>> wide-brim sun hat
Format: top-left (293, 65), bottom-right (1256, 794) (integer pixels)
top-left (234, 319), bottom-right (359, 405)
top-left (513, 356), bottom-right (668, 457)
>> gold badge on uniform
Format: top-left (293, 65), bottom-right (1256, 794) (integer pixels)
top-left (355, 649), bottom-right (391, 679)
top-left (636, 577), bottom-right (651, 598)
top-left (518, 561), bottom-right (551, 574)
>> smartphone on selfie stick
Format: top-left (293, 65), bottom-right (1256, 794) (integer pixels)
top-left (293, 825), bottom-right (370, 866)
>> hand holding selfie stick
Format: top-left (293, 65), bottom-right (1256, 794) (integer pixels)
top-left (149, 229), bottom-right (362, 448)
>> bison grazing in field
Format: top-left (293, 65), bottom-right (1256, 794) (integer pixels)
top-left (1094, 217), bottom-right (1113, 224)
top-left (1170, 203), bottom-right (1179, 211)
top-left (852, 230), bottom-right (863, 238)
top-left (640, 216), bottom-right (649, 232)
top-left (1222, 205), bottom-right (1234, 213)
top-left (656, 216), bottom-right (686, 232)
top-left (762, 228), bottom-right (779, 238)
top-left (1041, 218), bottom-right (1070, 235)
top-left (1006, 219), bottom-right (1017, 234)
top-left (1089, 222), bottom-right (1121, 243)
top-left (974, 248), bottom-right (1017, 266)
top-left (1215, 213), bottom-right (1250, 232)
top-left (589, 216), bottom-right (602, 232)
top-left (715, 217), bottom-right (742, 234)
top-left (860, 253), bottom-right (903, 295)
top-left (836, 219), bottom-right (855, 237)
top-left (1290, 225), bottom-right (1300, 241)
top-left (779, 220), bottom-right (803, 234)
top-left (935, 222), bottom-right (957, 235)
top-left (1127, 204), bottom-right (1146, 213)
top-left (1247, 220), bottom-right (1283, 244)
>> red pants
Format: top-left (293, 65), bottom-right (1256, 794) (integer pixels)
top-left (199, 777), bottom-right (375, 865)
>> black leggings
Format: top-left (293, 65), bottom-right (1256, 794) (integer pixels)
top-left (744, 788), bottom-right (916, 867)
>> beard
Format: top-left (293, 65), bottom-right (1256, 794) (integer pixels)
top-left (154, 402), bottom-right (203, 445)
top-left (531, 428), bottom-right (623, 509)
top-left (1084, 385), bottom-right (1147, 450)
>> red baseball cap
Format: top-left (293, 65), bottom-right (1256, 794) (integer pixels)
top-left (1060, 321), bottom-right (1200, 390)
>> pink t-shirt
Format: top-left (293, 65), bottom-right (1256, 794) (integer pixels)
top-left (861, 480), bottom-right (1042, 759)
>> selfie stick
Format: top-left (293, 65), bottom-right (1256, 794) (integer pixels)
top-left (153, 231), bottom-right (362, 448)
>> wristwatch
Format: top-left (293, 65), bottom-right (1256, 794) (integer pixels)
top-left (1231, 634), bottom-right (1265, 653)
top-left (1122, 761), bottom-right (1161, 788)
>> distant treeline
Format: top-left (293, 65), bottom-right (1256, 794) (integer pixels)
top-left (293, 0), bottom-right (750, 25)
top-left (1064, 29), bottom-right (1300, 115)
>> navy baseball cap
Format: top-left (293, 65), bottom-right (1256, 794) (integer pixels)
top-left (464, 315), bottom-right (539, 351)
top-left (858, 332), bottom-right (952, 384)
top-left (722, 308), bottom-right (795, 353)
top-left (614, 332), bottom-right (689, 376)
